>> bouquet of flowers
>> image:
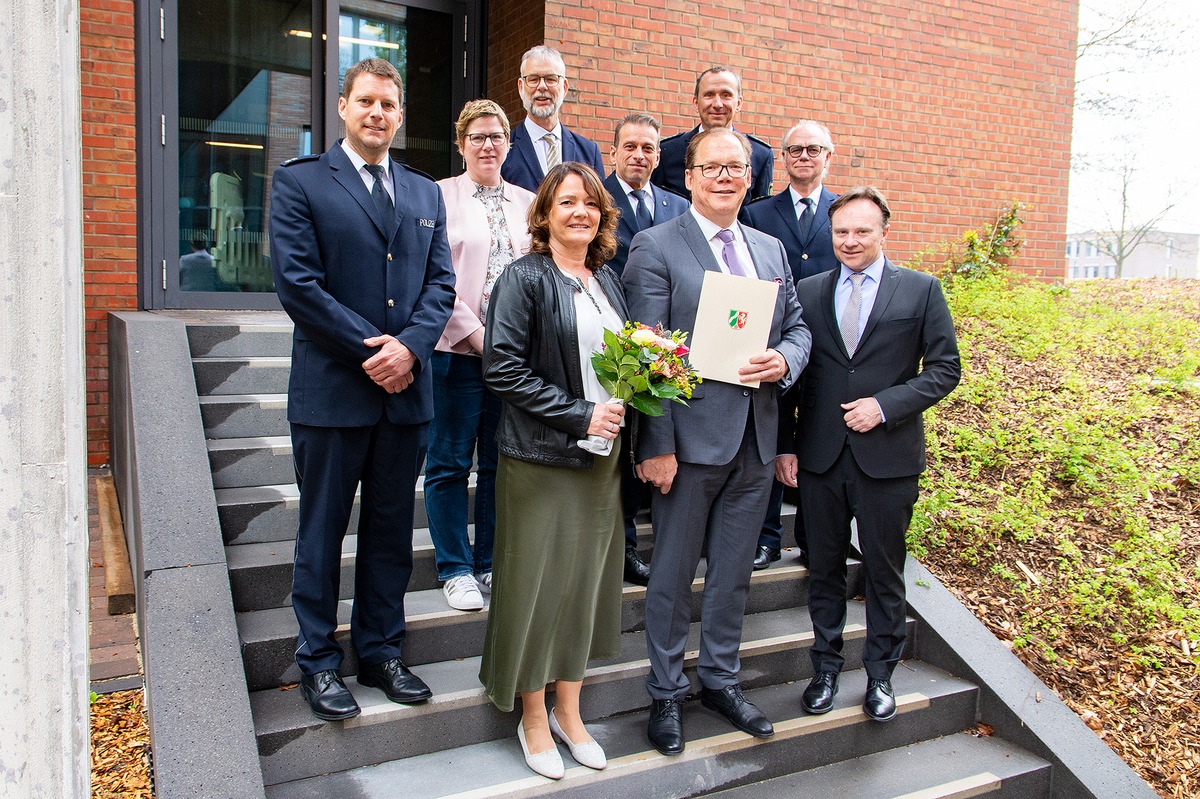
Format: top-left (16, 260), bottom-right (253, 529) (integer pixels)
top-left (591, 322), bottom-right (702, 417)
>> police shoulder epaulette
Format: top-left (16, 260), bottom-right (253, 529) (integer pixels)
top-left (745, 132), bottom-right (772, 148)
top-left (281, 153), bottom-right (321, 167)
top-left (400, 163), bottom-right (436, 183)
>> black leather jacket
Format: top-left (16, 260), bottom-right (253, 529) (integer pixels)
top-left (483, 253), bottom-right (629, 468)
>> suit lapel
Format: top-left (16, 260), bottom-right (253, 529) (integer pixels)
top-left (329, 145), bottom-right (389, 239)
top-left (743, 228), bottom-right (779, 281)
top-left (857, 259), bottom-right (900, 349)
top-left (821, 268), bottom-right (846, 358)
top-left (513, 126), bottom-right (544, 184)
top-left (679, 214), bottom-right (721, 273)
top-left (772, 192), bottom-right (805, 250)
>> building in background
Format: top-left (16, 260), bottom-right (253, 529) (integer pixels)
top-left (81, 0), bottom-right (1080, 464)
top-left (1066, 231), bottom-right (1199, 279)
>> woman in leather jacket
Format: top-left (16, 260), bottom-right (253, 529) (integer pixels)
top-left (480, 163), bottom-right (628, 779)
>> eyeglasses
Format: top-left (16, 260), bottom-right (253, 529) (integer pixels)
top-left (520, 74), bottom-right (563, 88)
top-left (690, 162), bottom-right (749, 178)
top-left (466, 132), bottom-right (508, 147)
top-left (782, 144), bottom-right (827, 159)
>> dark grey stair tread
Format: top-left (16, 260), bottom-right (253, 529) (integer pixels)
top-left (185, 318), bottom-right (293, 358)
top-left (249, 600), bottom-right (870, 734)
top-left (193, 355), bottom-right (292, 396)
top-left (706, 733), bottom-right (1052, 798)
top-left (262, 661), bottom-right (978, 797)
top-left (198, 393), bottom-right (289, 438)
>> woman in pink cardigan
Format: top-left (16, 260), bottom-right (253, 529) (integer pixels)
top-left (429, 100), bottom-right (535, 611)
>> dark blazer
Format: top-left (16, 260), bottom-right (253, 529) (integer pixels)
top-left (742, 186), bottom-right (839, 282)
top-left (623, 213), bottom-right (811, 467)
top-left (788, 259), bottom-right (960, 479)
top-left (601, 172), bottom-right (690, 275)
top-left (501, 121), bottom-right (606, 193)
top-left (651, 126), bottom-right (774, 204)
top-left (270, 142), bottom-right (456, 427)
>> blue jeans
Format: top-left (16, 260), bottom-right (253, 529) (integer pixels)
top-left (425, 351), bottom-right (500, 581)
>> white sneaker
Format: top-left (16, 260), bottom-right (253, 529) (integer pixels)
top-left (443, 574), bottom-right (484, 611)
top-left (476, 572), bottom-right (492, 594)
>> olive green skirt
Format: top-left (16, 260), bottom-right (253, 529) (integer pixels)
top-left (479, 450), bottom-right (624, 712)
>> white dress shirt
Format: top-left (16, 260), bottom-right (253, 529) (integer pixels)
top-left (615, 176), bottom-right (654, 223)
top-left (787, 184), bottom-right (824, 221)
top-left (833, 255), bottom-right (886, 344)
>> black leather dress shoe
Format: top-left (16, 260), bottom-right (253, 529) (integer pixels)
top-left (624, 545), bottom-right (651, 586)
top-left (863, 678), bottom-right (897, 722)
top-left (801, 670), bottom-right (839, 715)
top-left (647, 698), bottom-right (685, 755)
top-left (752, 545), bottom-right (781, 570)
top-left (300, 670), bottom-right (361, 721)
top-left (700, 684), bottom-right (774, 738)
top-left (357, 658), bottom-right (433, 704)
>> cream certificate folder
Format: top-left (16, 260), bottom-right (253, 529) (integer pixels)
top-left (688, 270), bottom-right (778, 388)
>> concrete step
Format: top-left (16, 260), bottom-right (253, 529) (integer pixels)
top-left (258, 659), bottom-right (972, 792)
top-left (215, 474), bottom-right (470, 543)
top-left (186, 319), bottom-right (293, 358)
top-left (238, 562), bottom-right (845, 692)
top-left (199, 393), bottom-right (289, 439)
top-left (208, 436), bottom-right (297, 489)
top-left (193, 355), bottom-right (291, 396)
top-left (705, 732), bottom-right (1052, 798)
top-left (226, 518), bottom-right (679, 612)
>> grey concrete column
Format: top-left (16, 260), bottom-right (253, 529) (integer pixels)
top-left (0, 1), bottom-right (90, 797)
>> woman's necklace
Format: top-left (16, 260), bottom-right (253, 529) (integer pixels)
top-left (574, 274), bottom-right (603, 315)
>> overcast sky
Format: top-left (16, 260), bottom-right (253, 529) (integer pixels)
top-left (1068, 0), bottom-right (1200, 235)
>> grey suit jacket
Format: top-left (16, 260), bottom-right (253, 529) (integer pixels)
top-left (622, 212), bottom-right (811, 466)
top-left (788, 259), bottom-right (960, 479)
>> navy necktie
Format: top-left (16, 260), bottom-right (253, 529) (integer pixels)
top-left (365, 163), bottom-right (393, 220)
top-left (797, 196), bottom-right (815, 243)
top-left (631, 189), bottom-right (652, 232)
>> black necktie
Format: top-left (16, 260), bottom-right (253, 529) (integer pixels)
top-left (365, 163), bottom-right (393, 220)
top-left (631, 189), bottom-right (652, 232)
top-left (797, 196), bottom-right (815, 243)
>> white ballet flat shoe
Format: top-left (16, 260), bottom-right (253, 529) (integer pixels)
top-left (517, 720), bottom-right (564, 779)
top-left (549, 708), bottom-right (607, 770)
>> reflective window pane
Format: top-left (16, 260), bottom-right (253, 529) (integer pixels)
top-left (177, 0), bottom-right (314, 293)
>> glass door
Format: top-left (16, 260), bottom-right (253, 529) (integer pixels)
top-left (154, 0), bottom-right (469, 309)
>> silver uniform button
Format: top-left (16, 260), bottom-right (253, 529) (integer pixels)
top-left (387, 299), bottom-right (395, 307)
top-left (387, 253), bottom-right (393, 261)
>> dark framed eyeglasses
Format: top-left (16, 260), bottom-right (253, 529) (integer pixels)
top-left (465, 133), bottom-right (509, 147)
top-left (520, 74), bottom-right (563, 88)
top-left (782, 144), bottom-right (827, 159)
top-left (691, 162), bottom-right (749, 178)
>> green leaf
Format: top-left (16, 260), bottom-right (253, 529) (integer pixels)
top-left (630, 395), bottom-right (664, 416)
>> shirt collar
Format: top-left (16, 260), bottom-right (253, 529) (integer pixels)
top-left (341, 139), bottom-right (389, 177)
top-left (691, 207), bottom-right (741, 244)
top-left (524, 117), bottom-right (563, 143)
top-left (615, 175), bottom-right (649, 200)
top-left (839, 254), bottom-right (886, 285)
top-left (788, 184), bottom-right (823, 208)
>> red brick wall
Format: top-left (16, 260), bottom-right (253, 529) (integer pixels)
top-left (81, 0), bottom-right (139, 466)
top-left (487, 0), bottom-right (547, 115)
top-left (530, 0), bottom-right (1077, 277)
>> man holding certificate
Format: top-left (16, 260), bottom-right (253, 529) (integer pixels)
top-left (622, 127), bottom-right (810, 756)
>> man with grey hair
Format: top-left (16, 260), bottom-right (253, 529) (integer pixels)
top-left (651, 66), bottom-right (773, 205)
top-left (501, 44), bottom-right (604, 192)
top-left (743, 119), bottom-right (840, 571)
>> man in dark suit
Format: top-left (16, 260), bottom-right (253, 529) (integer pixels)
top-left (500, 44), bottom-right (605, 192)
top-left (269, 58), bottom-right (456, 722)
top-left (775, 186), bottom-right (960, 723)
top-left (602, 111), bottom-right (690, 586)
top-left (651, 67), bottom-right (773, 205)
top-left (624, 128), bottom-right (810, 755)
top-left (742, 120), bottom-right (839, 571)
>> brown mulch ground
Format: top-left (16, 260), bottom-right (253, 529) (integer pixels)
top-left (921, 279), bottom-right (1200, 799)
top-left (91, 689), bottom-right (152, 798)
